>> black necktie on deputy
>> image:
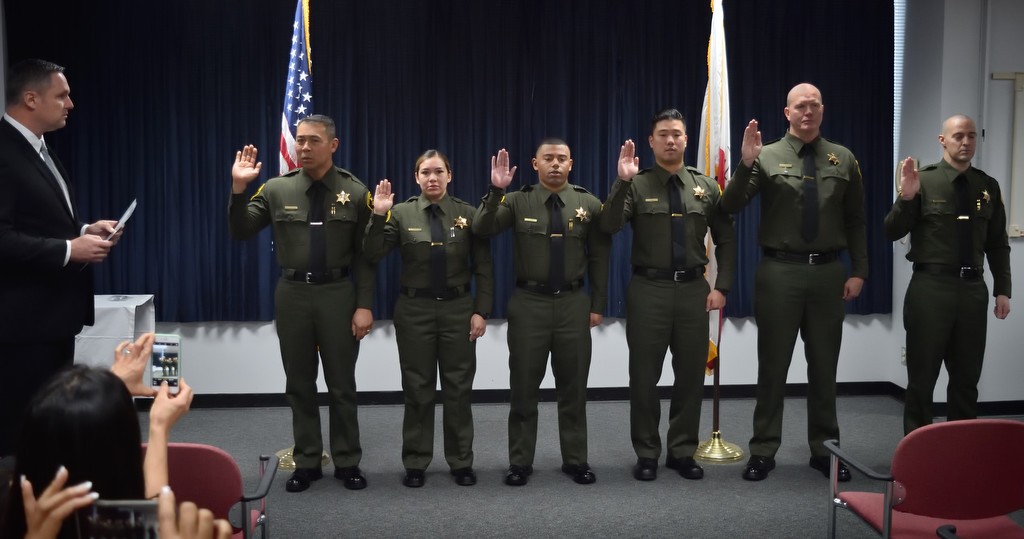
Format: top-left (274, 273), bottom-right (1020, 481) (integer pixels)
top-left (800, 144), bottom-right (819, 243)
top-left (953, 174), bottom-right (973, 266)
top-left (429, 203), bottom-right (447, 294)
top-left (309, 181), bottom-right (327, 274)
top-left (548, 193), bottom-right (565, 292)
top-left (669, 174), bottom-right (687, 269)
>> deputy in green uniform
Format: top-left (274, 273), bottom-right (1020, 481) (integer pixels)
top-left (363, 149), bottom-right (493, 488)
top-left (600, 109), bottom-right (736, 482)
top-left (228, 115), bottom-right (375, 492)
top-left (885, 114), bottom-right (1012, 435)
top-left (722, 84), bottom-right (867, 482)
top-left (473, 140), bottom-right (610, 486)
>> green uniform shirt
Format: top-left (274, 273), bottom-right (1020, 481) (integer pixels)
top-left (884, 159), bottom-right (1012, 298)
top-left (472, 183), bottom-right (611, 313)
top-left (600, 164), bottom-right (737, 292)
top-left (363, 193), bottom-right (494, 315)
top-left (228, 166), bottom-right (377, 309)
top-left (722, 132), bottom-right (869, 278)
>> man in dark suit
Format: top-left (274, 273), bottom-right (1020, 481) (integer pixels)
top-left (0, 59), bottom-right (121, 456)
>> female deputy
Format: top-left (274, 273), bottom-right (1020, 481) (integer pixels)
top-left (364, 150), bottom-right (493, 487)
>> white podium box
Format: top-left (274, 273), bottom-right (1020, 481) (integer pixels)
top-left (74, 294), bottom-right (156, 368)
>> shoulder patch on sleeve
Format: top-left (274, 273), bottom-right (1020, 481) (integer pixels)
top-left (365, 190), bottom-right (373, 209)
top-left (250, 183), bottom-right (267, 201)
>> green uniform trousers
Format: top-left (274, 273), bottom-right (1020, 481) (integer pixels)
top-left (394, 293), bottom-right (477, 470)
top-left (626, 275), bottom-right (710, 460)
top-left (749, 258), bottom-right (846, 458)
top-left (506, 288), bottom-right (591, 467)
top-left (903, 272), bottom-right (989, 434)
top-left (274, 278), bottom-right (361, 469)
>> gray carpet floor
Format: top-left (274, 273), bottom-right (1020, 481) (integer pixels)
top-left (142, 396), bottom-right (1008, 538)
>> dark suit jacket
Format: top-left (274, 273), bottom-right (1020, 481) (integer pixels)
top-left (0, 117), bottom-right (94, 342)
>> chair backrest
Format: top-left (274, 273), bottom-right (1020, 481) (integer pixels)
top-left (890, 419), bottom-right (1024, 519)
top-left (143, 442), bottom-right (243, 522)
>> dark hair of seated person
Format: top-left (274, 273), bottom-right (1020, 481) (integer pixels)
top-left (0, 365), bottom-right (145, 538)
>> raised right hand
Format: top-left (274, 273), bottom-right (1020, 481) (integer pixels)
top-left (231, 145), bottom-right (262, 193)
top-left (490, 149), bottom-right (517, 189)
top-left (740, 119), bottom-right (762, 167)
top-left (373, 180), bottom-right (394, 216)
top-left (69, 234), bottom-right (112, 264)
top-left (618, 139), bottom-right (639, 181)
top-left (898, 157), bottom-right (920, 200)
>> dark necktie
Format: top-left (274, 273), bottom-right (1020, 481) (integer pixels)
top-left (429, 204), bottom-right (447, 293)
top-left (40, 144), bottom-right (73, 212)
top-left (800, 144), bottom-right (819, 243)
top-left (308, 182), bottom-right (327, 273)
top-left (669, 174), bottom-right (687, 269)
top-left (548, 193), bottom-right (565, 291)
top-left (953, 174), bottom-right (973, 266)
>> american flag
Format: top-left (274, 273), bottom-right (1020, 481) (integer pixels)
top-left (280, 0), bottom-right (313, 174)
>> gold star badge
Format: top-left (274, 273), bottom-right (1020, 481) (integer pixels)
top-left (693, 186), bottom-right (707, 200)
top-left (982, 190), bottom-right (991, 203)
top-left (827, 153), bottom-right (840, 166)
top-left (575, 207), bottom-right (589, 221)
top-left (454, 216), bottom-right (468, 229)
top-left (336, 191), bottom-right (350, 205)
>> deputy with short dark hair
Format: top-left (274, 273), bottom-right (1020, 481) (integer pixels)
top-left (600, 109), bottom-right (736, 482)
top-left (363, 149), bottom-right (493, 488)
top-left (886, 114), bottom-right (1011, 434)
top-left (229, 115), bottom-right (375, 492)
top-left (473, 140), bottom-right (610, 486)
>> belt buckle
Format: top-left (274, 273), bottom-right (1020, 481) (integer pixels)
top-left (552, 288), bottom-right (562, 295)
top-left (807, 253), bottom-right (820, 265)
top-left (673, 270), bottom-right (688, 282)
top-left (304, 272), bottom-right (314, 284)
top-left (959, 266), bottom-right (975, 279)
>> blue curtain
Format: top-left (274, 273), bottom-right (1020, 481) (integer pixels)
top-left (4, 0), bottom-right (892, 322)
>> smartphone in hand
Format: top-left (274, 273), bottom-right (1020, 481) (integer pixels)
top-left (151, 334), bottom-right (181, 395)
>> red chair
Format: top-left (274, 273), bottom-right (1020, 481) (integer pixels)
top-left (144, 442), bottom-right (277, 538)
top-left (824, 419), bottom-right (1024, 538)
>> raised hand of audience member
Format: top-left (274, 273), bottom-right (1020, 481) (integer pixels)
top-left (111, 333), bottom-right (157, 397)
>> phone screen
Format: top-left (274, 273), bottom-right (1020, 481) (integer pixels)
top-left (151, 334), bottom-right (181, 393)
top-left (77, 499), bottom-right (159, 538)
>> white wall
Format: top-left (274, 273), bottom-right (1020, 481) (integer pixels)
top-left (155, 0), bottom-right (1021, 404)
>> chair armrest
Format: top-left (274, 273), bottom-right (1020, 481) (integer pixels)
top-left (823, 439), bottom-right (893, 482)
top-left (241, 454), bottom-right (279, 502)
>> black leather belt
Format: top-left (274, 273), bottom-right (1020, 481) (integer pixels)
top-left (400, 284), bottom-right (470, 300)
top-left (633, 266), bottom-right (704, 282)
top-left (764, 248), bottom-right (839, 265)
top-left (282, 267), bottom-right (350, 284)
top-left (913, 263), bottom-right (984, 280)
top-left (516, 279), bottom-right (584, 296)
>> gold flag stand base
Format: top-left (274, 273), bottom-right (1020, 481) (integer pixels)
top-left (275, 446), bottom-right (332, 471)
top-left (694, 431), bottom-right (744, 463)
